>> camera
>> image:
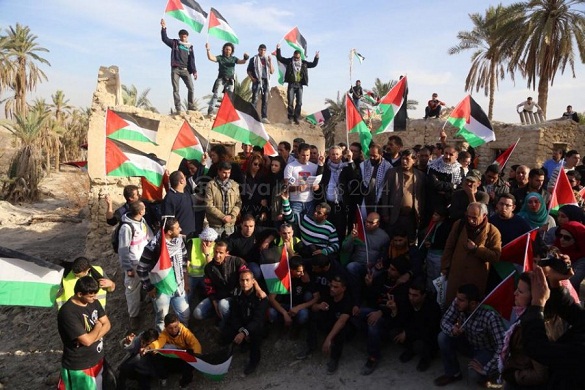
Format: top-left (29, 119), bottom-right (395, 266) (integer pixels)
top-left (537, 255), bottom-right (572, 275)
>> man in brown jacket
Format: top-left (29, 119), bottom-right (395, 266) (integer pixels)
top-left (205, 162), bottom-right (242, 237)
top-left (441, 202), bottom-right (501, 303)
top-left (380, 149), bottom-right (426, 241)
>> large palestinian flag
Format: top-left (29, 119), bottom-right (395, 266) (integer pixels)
top-left (0, 250), bottom-right (64, 308)
top-left (375, 76), bottom-right (408, 134)
top-left (211, 91), bottom-right (277, 156)
top-left (155, 348), bottom-right (233, 381)
top-left (346, 93), bottom-right (372, 158)
top-left (271, 50), bottom-right (286, 85)
top-left (480, 271), bottom-right (516, 321)
top-left (305, 108), bottom-right (331, 126)
top-left (448, 95), bottom-right (495, 147)
top-left (165, 0), bottom-right (207, 33)
top-left (105, 109), bottom-right (159, 145)
top-left (171, 120), bottom-right (208, 162)
top-left (105, 138), bottom-right (165, 186)
top-left (208, 8), bottom-right (239, 44)
top-left (283, 27), bottom-right (307, 60)
top-left (260, 245), bottom-right (291, 295)
top-left (150, 231), bottom-right (178, 295)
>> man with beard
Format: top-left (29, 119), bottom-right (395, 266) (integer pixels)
top-left (360, 144), bottom-right (393, 215)
top-left (441, 203), bottom-right (501, 304)
top-left (427, 145), bottom-right (464, 210)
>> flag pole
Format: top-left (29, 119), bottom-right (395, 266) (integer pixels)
top-left (349, 49), bottom-right (354, 86)
top-left (548, 158), bottom-right (564, 213)
top-left (418, 220), bottom-right (437, 250)
top-left (286, 244), bottom-right (292, 309)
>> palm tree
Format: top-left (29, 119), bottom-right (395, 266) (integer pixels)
top-left (448, 5), bottom-right (514, 120)
top-left (50, 90), bottom-right (72, 123)
top-left (1, 111), bottom-right (48, 201)
top-left (122, 84), bottom-right (159, 112)
top-left (233, 76), bottom-right (253, 102)
top-left (497, 0), bottom-right (585, 116)
top-left (0, 33), bottom-right (14, 96)
top-left (3, 23), bottom-right (50, 117)
top-left (322, 92), bottom-right (346, 148)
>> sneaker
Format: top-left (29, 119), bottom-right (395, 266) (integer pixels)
top-left (399, 349), bottom-right (414, 363)
top-left (360, 357), bottom-right (378, 376)
top-left (243, 361), bottom-right (258, 376)
top-left (262, 118), bottom-right (270, 124)
top-left (326, 359), bottom-right (338, 374)
top-left (416, 357), bottom-right (431, 372)
top-left (294, 118), bottom-right (300, 125)
top-left (295, 347), bottom-right (313, 360)
top-left (433, 373), bottom-right (463, 387)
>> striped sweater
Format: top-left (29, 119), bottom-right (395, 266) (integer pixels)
top-left (282, 199), bottom-right (339, 255)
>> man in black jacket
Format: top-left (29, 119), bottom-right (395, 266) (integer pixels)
top-left (160, 19), bottom-right (197, 113)
top-left (522, 264), bottom-right (585, 388)
top-left (222, 269), bottom-right (269, 376)
top-left (275, 44), bottom-right (319, 125)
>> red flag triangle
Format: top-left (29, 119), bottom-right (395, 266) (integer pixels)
top-left (482, 272), bottom-right (516, 320)
top-left (549, 168), bottom-right (578, 211)
top-left (105, 109), bottom-right (129, 137)
top-left (274, 245), bottom-right (291, 291)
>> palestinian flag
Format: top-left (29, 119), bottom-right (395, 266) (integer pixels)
top-left (549, 167), bottom-right (578, 213)
top-left (353, 49), bottom-right (365, 63)
top-left (105, 138), bottom-right (165, 186)
top-left (448, 95), bottom-right (495, 147)
top-left (150, 230), bottom-right (178, 295)
top-left (499, 229), bottom-right (538, 272)
top-left (260, 245), bottom-right (291, 295)
top-left (375, 76), bottom-right (408, 134)
top-left (0, 251), bottom-right (64, 308)
top-left (208, 8), bottom-right (239, 44)
top-left (463, 271), bottom-right (516, 325)
top-left (271, 50), bottom-right (286, 85)
top-left (305, 108), bottom-right (331, 126)
top-left (211, 91), bottom-right (277, 156)
top-left (155, 348), bottom-right (233, 381)
top-left (362, 91), bottom-right (377, 106)
top-left (346, 92), bottom-right (372, 158)
top-left (105, 109), bottom-right (159, 145)
top-left (62, 161), bottom-right (88, 171)
top-left (165, 0), bottom-right (208, 33)
top-left (171, 120), bottom-right (208, 161)
top-left (283, 27), bottom-right (307, 60)
top-left (58, 358), bottom-right (103, 390)
top-left (494, 138), bottom-right (520, 169)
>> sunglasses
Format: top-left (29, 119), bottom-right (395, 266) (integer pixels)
top-left (559, 234), bottom-right (574, 241)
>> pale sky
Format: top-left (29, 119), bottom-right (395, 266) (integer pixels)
top-left (1, 0), bottom-right (584, 123)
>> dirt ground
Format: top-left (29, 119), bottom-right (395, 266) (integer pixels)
top-left (0, 166), bottom-right (473, 390)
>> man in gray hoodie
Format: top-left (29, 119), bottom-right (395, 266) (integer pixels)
top-left (118, 201), bottom-right (153, 332)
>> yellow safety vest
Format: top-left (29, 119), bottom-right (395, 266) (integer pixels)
top-left (55, 266), bottom-right (108, 310)
top-left (187, 239), bottom-right (214, 277)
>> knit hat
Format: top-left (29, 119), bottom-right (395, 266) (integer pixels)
top-left (199, 227), bottom-right (218, 242)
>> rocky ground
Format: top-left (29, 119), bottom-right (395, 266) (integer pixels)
top-left (0, 166), bottom-right (473, 390)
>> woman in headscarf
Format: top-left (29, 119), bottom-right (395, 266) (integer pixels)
top-left (500, 272), bottom-right (548, 389)
top-left (554, 221), bottom-right (585, 295)
top-left (517, 192), bottom-right (556, 232)
top-left (267, 156), bottom-right (286, 228)
top-left (240, 153), bottom-right (270, 224)
top-left (544, 205), bottom-right (585, 245)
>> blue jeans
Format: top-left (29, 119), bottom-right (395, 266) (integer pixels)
top-left (353, 98), bottom-right (360, 110)
top-left (289, 200), bottom-right (314, 222)
top-left (286, 83), bottom-right (303, 120)
top-left (437, 330), bottom-right (493, 381)
top-left (268, 305), bottom-right (309, 325)
top-left (193, 297), bottom-right (232, 325)
top-left (171, 67), bottom-right (195, 111)
top-left (187, 276), bottom-right (204, 304)
top-left (152, 290), bottom-right (190, 331)
top-left (208, 77), bottom-right (234, 114)
top-left (352, 307), bottom-right (389, 359)
top-left (251, 78), bottom-right (269, 119)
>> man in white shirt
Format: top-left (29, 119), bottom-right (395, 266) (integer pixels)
top-left (284, 143), bottom-right (318, 220)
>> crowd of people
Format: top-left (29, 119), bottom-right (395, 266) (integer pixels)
top-left (56, 134), bottom-right (585, 389)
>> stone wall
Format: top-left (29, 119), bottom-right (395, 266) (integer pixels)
top-left (336, 117), bottom-right (584, 171)
top-left (85, 66), bottom-right (324, 258)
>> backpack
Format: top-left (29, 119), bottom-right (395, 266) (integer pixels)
top-left (111, 222), bottom-right (136, 254)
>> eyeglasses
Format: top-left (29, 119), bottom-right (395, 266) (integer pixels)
top-left (559, 234), bottom-right (574, 241)
top-left (498, 203), bottom-right (514, 208)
